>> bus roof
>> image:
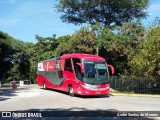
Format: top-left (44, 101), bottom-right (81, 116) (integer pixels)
top-left (39, 53), bottom-right (105, 63)
top-left (61, 53), bottom-right (105, 61)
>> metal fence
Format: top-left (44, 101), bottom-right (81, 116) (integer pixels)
top-left (110, 76), bottom-right (160, 94)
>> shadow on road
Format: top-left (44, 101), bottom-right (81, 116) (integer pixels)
top-left (0, 108), bottom-right (156, 120)
top-left (0, 87), bottom-right (30, 101)
top-left (42, 88), bottom-right (68, 95)
top-left (0, 87), bottom-right (17, 101)
top-left (42, 88), bottom-right (110, 99)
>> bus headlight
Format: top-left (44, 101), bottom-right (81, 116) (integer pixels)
top-left (81, 83), bottom-right (98, 90)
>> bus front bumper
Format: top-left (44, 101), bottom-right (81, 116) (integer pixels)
top-left (78, 84), bottom-right (110, 96)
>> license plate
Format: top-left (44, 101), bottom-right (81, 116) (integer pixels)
top-left (96, 92), bottom-right (100, 94)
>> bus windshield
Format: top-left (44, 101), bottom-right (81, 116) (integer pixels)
top-left (83, 61), bottom-right (109, 85)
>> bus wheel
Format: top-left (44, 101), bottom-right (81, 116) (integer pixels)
top-left (68, 86), bottom-right (74, 96)
top-left (43, 82), bottom-right (46, 89)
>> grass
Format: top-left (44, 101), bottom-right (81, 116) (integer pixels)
top-left (1, 83), bottom-right (11, 87)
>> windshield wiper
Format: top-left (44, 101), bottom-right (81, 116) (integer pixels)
top-left (90, 77), bottom-right (97, 85)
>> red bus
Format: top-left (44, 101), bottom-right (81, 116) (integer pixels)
top-left (37, 53), bottom-right (114, 96)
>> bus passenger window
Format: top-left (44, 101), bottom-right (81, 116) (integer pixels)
top-left (58, 71), bottom-right (63, 78)
top-left (64, 59), bottom-right (72, 71)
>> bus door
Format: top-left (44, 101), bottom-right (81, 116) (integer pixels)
top-left (72, 58), bottom-right (83, 93)
top-left (63, 59), bottom-right (75, 88)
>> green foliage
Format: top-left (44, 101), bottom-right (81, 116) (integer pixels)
top-left (56, 27), bottom-right (97, 55)
top-left (71, 27), bottom-right (96, 53)
top-left (89, 21), bottom-right (146, 75)
top-left (56, 0), bottom-right (149, 26)
top-left (9, 40), bottom-right (33, 80)
top-left (56, 35), bottom-right (73, 55)
top-left (129, 26), bottom-right (160, 76)
top-left (67, 27), bottom-right (96, 53)
top-left (0, 31), bottom-right (34, 82)
top-left (29, 35), bottom-right (58, 83)
top-left (1, 18), bottom-right (160, 84)
top-left (6, 40), bottom-right (34, 81)
top-left (0, 31), bottom-right (14, 81)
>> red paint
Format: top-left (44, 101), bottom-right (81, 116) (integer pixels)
top-left (37, 53), bottom-right (114, 96)
top-left (47, 61), bottom-right (54, 71)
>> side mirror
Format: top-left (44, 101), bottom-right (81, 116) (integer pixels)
top-left (107, 64), bottom-right (114, 75)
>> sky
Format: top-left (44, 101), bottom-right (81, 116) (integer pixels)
top-left (0, 0), bottom-right (160, 43)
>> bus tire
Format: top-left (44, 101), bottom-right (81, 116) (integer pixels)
top-left (68, 86), bottom-right (74, 97)
top-left (106, 94), bottom-right (110, 97)
top-left (43, 82), bottom-right (46, 89)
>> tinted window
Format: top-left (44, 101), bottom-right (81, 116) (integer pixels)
top-left (64, 59), bottom-right (72, 71)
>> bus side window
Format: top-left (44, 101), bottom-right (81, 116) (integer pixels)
top-left (57, 60), bottom-right (63, 78)
top-left (58, 71), bottom-right (63, 78)
top-left (64, 59), bottom-right (72, 72)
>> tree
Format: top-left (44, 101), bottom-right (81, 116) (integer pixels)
top-left (89, 21), bottom-right (146, 75)
top-left (9, 41), bottom-right (34, 80)
top-left (56, 0), bottom-right (149, 27)
top-left (4, 39), bottom-right (34, 81)
top-left (69, 27), bottom-right (96, 53)
top-left (56, 27), bottom-right (96, 55)
top-left (129, 26), bottom-right (160, 76)
top-left (118, 21), bottom-right (146, 75)
top-left (0, 31), bottom-right (33, 82)
top-left (29, 35), bottom-right (58, 83)
top-left (0, 31), bottom-right (15, 81)
top-left (56, 35), bottom-right (73, 55)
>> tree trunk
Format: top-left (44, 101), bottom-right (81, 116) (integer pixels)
top-left (96, 47), bottom-right (99, 55)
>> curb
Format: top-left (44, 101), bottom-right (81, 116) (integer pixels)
top-left (110, 93), bottom-right (160, 98)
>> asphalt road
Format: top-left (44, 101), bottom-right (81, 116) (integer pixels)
top-left (0, 85), bottom-right (160, 120)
